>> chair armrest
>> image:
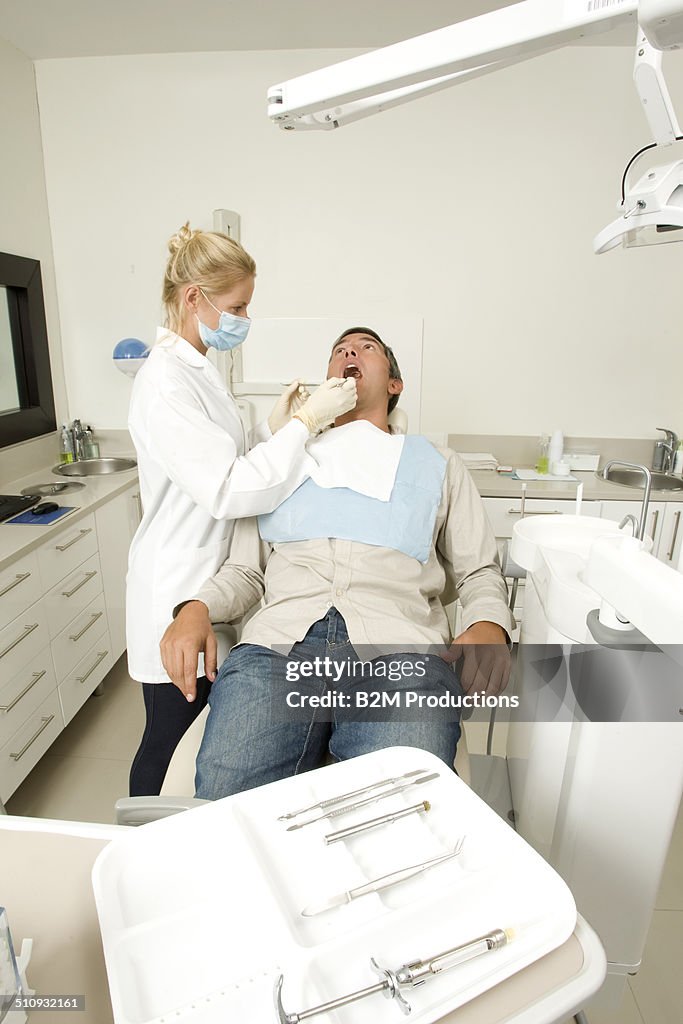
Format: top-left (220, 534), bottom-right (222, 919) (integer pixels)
top-left (114, 796), bottom-right (210, 826)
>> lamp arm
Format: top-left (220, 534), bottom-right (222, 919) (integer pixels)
top-left (634, 28), bottom-right (682, 145)
top-left (287, 52), bottom-right (557, 132)
top-left (268, 0), bottom-right (641, 130)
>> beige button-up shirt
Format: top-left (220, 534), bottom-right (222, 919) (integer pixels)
top-left (192, 446), bottom-right (514, 655)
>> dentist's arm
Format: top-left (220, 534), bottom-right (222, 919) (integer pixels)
top-left (147, 378), bottom-right (355, 519)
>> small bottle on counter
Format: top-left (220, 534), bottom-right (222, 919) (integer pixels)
top-left (83, 425), bottom-right (100, 459)
top-left (536, 434), bottom-right (550, 475)
top-left (548, 429), bottom-right (564, 473)
top-left (59, 423), bottom-right (74, 464)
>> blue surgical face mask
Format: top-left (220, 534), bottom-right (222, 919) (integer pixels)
top-left (196, 289), bottom-right (251, 351)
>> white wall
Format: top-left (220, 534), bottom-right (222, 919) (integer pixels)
top-left (35, 46), bottom-right (683, 438)
top-left (0, 37), bottom-right (67, 436)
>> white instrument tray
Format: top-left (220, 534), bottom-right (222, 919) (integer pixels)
top-left (92, 747), bottom-right (576, 1024)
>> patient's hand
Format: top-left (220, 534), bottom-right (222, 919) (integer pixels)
top-left (443, 620), bottom-right (511, 697)
top-left (160, 601), bottom-right (217, 701)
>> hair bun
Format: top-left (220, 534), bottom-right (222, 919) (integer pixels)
top-left (167, 222), bottom-right (199, 255)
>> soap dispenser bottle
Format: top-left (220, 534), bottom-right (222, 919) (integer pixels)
top-left (548, 429), bottom-right (564, 473)
top-left (536, 434), bottom-right (550, 475)
top-left (59, 424), bottom-right (74, 464)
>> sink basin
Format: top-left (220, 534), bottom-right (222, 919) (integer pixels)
top-left (598, 468), bottom-right (683, 491)
top-left (53, 457), bottom-right (137, 477)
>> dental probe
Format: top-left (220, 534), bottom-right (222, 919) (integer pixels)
top-left (286, 773), bottom-right (439, 831)
top-left (274, 927), bottom-right (513, 1023)
top-left (324, 800), bottom-right (430, 845)
top-left (278, 768), bottom-right (429, 821)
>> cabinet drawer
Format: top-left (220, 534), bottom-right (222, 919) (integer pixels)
top-left (0, 645), bottom-right (57, 749)
top-left (483, 498), bottom-right (600, 539)
top-left (59, 636), bottom-right (114, 727)
top-left (51, 593), bottom-right (109, 682)
top-left (0, 551), bottom-right (42, 631)
top-left (44, 551), bottom-right (103, 640)
top-left (0, 601), bottom-right (50, 682)
top-left (37, 513), bottom-right (98, 590)
top-left (0, 688), bottom-right (63, 803)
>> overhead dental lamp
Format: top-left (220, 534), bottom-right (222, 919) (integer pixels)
top-left (267, 0), bottom-right (683, 253)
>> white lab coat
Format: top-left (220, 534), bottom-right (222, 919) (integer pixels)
top-left (126, 330), bottom-right (311, 683)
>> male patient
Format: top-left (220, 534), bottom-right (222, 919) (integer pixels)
top-left (161, 327), bottom-right (514, 799)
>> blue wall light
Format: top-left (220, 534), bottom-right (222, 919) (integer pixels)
top-left (113, 338), bottom-right (149, 377)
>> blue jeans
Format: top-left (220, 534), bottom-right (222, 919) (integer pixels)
top-left (195, 608), bottom-right (462, 800)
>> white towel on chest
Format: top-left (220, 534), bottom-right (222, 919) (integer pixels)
top-left (305, 421), bottom-right (405, 501)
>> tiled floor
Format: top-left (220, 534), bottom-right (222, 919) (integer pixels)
top-left (5, 661), bottom-right (683, 1023)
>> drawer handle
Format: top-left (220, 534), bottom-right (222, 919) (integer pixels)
top-left (0, 572), bottom-right (31, 598)
top-left (0, 670), bottom-right (47, 713)
top-left (10, 714), bottom-right (55, 761)
top-left (55, 528), bottom-right (92, 552)
top-left (76, 650), bottom-right (109, 684)
top-left (506, 508), bottom-right (563, 516)
top-left (133, 491), bottom-right (143, 520)
top-left (62, 570), bottom-right (97, 598)
top-left (69, 611), bottom-right (103, 642)
top-left (650, 509), bottom-right (660, 543)
top-left (667, 510), bottom-right (681, 561)
top-left (0, 622), bottom-right (39, 660)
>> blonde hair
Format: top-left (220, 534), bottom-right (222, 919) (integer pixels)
top-left (162, 222), bottom-right (256, 334)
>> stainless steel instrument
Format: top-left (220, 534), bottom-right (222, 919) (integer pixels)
top-left (301, 836), bottom-right (466, 916)
top-left (274, 927), bottom-right (512, 1022)
top-left (286, 772), bottom-right (439, 831)
top-left (324, 799), bottom-right (431, 845)
top-left (277, 768), bottom-right (430, 821)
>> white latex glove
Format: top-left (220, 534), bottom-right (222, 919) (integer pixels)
top-left (268, 380), bottom-right (310, 433)
top-left (294, 377), bottom-right (357, 434)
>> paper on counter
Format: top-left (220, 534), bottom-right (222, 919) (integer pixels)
top-left (513, 469), bottom-right (578, 482)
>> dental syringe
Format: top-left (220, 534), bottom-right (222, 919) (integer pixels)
top-left (274, 927), bottom-right (514, 1022)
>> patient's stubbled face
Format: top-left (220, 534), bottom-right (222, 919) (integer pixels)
top-left (327, 332), bottom-right (392, 413)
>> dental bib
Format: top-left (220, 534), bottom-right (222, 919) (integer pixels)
top-left (258, 435), bottom-right (446, 563)
top-left (306, 421), bottom-right (404, 500)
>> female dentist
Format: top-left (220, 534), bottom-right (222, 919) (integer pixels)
top-left (127, 223), bottom-right (356, 795)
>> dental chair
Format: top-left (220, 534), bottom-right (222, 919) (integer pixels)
top-left (115, 401), bottom-right (470, 825)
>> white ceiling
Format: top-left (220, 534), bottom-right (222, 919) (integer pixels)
top-left (0, 0), bottom-right (633, 59)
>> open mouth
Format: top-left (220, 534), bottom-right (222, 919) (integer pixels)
top-left (343, 363), bottom-right (362, 379)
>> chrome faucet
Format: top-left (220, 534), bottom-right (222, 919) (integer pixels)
top-left (653, 427), bottom-right (678, 474)
top-left (601, 461), bottom-right (652, 542)
top-left (70, 419), bottom-right (85, 461)
top-left (618, 513), bottom-right (639, 538)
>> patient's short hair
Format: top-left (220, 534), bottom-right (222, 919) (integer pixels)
top-left (331, 326), bottom-right (402, 413)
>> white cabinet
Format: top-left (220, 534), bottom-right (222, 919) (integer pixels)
top-left (0, 479), bottom-right (141, 803)
top-left (0, 551), bottom-right (42, 629)
top-left (483, 497), bottom-right (600, 540)
top-left (658, 504), bottom-right (683, 571)
top-left (95, 486), bottom-right (141, 659)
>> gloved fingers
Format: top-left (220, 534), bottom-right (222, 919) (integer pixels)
top-left (282, 379), bottom-right (304, 401)
top-left (292, 388), bottom-right (310, 411)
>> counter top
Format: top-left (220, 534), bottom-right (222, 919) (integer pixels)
top-left (2, 458), bottom-right (682, 575)
top-left (0, 459), bottom-right (138, 574)
top-left (469, 469), bottom-right (683, 503)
